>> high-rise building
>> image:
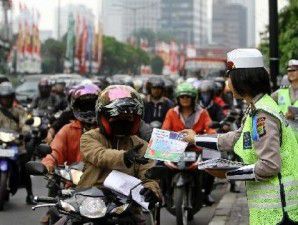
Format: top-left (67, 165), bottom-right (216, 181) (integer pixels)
top-left (225, 0), bottom-right (255, 47)
top-left (102, 0), bottom-right (160, 42)
top-left (54, 4), bottom-right (95, 40)
top-left (160, 0), bottom-right (209, 48)
top-left (212, 0), bottom-right (247, 49)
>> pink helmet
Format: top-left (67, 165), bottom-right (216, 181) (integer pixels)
top-left (71, 83), bottom-right (100, 124)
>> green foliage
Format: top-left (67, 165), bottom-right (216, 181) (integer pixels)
top-left (41, 38), bottom-right (66, 73)
top-left (259, 0), bottom-right (298, 73)
top-left (100, 36), bottom-right (150, 75)
top-left (150, 55), bottom-right (164, 74)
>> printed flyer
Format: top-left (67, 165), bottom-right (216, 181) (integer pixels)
top-left (145, 128), bottom-right (188, 162)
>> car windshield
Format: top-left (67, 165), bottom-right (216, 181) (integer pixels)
top-left (16, 80), bottom-right (39, 93)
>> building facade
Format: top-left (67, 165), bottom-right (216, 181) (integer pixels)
top-left (102, 0), bottom-right (160, 42)
top-left (212, 0), bottom-right (247, 49)
top-left (160, 0), bottom-right (209, 48)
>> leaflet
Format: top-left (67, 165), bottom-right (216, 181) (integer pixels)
top-left (103, 170), bottom-right (149, 210)
top-left (144, 128), bottom-right (188, 162)
top-left (198, 158), bottom-right (244, 170)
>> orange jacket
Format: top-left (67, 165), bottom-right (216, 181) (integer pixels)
top-left (162, 106), bottom-right (215, 134)
top-left (42, 120), bottom-right (82, 168)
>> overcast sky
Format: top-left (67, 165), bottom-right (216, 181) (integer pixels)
top-left (13, 0), bottom-right (102, 30)
top-left (12, 0), bottom-right (288, 46)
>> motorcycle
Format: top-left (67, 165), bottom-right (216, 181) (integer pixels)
top-left (26, 162), bottom-right (160, 225)
top-left (0, 129), bottom-right (21, 210)
top-left (158, 147), bottom-right (204, 225)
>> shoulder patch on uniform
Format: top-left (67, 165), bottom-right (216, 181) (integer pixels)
top-left (257, 117), bottom-right (266, 137)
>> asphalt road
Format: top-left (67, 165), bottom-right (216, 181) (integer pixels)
top-left (0, 177), bottom-right (227, 225)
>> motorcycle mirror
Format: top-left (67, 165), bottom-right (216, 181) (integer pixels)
top-left (145, 166), bottom-right (168, 179)
top-left (37, 144), bottom-right (52, 157)
top-left (25, 161), bottom-right (48, 176)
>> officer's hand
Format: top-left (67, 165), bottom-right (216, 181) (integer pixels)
top-left (181, 129), bottom-right (196, 144)
top-left (140, 187), bottom-right (159, 210)
top-left (124, 144), bottom-right (148, 168)
top-left (205, 169), bottom-right (226, 179)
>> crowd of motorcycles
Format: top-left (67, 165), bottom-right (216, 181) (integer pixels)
top-left (0, 74), bottom-right (244, 225)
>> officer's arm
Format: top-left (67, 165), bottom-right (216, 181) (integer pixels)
top-left (227, 112), bottom-right (281, 181)
top-left (194, 127), bottom-right (242, 152)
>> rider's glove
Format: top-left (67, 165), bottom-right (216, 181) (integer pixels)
top-left (123, 143), bottom-right (148, 168)
top-left (140, 187), bottom-right (159, 210)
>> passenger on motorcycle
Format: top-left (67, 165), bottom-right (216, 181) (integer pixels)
top-left (42, 83), bottom-right (100, 173)
top-left (77, 85), bottom-right (160, 216)
top-left (31, 78), bottom-right (59, 113)
top-left (198, 80), bottom-right (225, 123)
top-left (0, 82), bottom-right (34, 205)
top-left (143, 77), bottom-right (174, 127)
top-left (52, 82), bottom-right (68, 111)
top-left (45, 85), bottom-right (77, 144)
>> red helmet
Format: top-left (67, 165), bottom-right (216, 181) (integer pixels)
top-left (96, 85), bottom-right (144, 136)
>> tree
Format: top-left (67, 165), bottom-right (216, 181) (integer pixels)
top-left (259, 0), bottom-right (298, 73)
top-left (41, 38), bottom-right (66, 73)
top-left (151, 55), bottom-right (164, 74)
top-left (100, 36), bottom-right (150, 75)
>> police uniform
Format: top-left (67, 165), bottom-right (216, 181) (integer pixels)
top-left (193, 49), bottom-right (298, 225)
top-left (271, 59), bottom-right (298, 141)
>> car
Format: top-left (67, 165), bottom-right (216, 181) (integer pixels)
top-left (15, 74), bottom-right (46, 106)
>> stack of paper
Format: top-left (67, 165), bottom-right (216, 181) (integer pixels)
top-left (103, 170), bottom-right (149, 210)
top-left (198, 158), bottom-right (244, 170)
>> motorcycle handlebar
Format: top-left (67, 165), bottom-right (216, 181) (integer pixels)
top-left (34, 196), bottom-right (57, 204)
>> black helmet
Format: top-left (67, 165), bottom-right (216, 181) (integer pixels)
top-left (199, 80), bottom-right (215, 107)
top-left (38, 77), bottom-right (52, 98)
top-left (0, 75), bottom-right (9, 84)
top-left (148, 77), bottom-right (165, 89)
top-left (0, 82), bottom-right (15, 97)
top-left (96, 85), bottom-right (143, 137)
top-left (0, 82), bottom-right (15, 108)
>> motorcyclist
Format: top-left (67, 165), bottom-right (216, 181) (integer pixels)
top-left (0, 82), bottom-right (34, 204)
top-left (45, 85), bottom-right (77, 144)
top-left (143, 77), bottom-right (174, 127)
top-left (162, 82), bottom-right (215, 135)
top-left (198, 80), bottom-right (225, 123)
top-left (41, 83), bottom-right (100, 173)
top-left (77, 85), bottom-right (160, 221)
top-left (30, 78), bottom-right (59, 113)
top-left (162, 82), bottom-right (216, 205)
top-left (52, 82), bottom-right (68, 111)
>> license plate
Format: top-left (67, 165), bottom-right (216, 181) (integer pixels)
top-left (183, 152), bottom-right (197, 162)
top-left (0, 149), bottom-right (15, 157)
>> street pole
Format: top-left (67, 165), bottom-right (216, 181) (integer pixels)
top-left (57, 0), bottom-right (61, 40)
top-left (269, 0), bottom-right (279, 90)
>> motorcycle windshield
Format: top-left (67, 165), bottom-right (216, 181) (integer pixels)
top-left (75, 187), bottom-right (105, 198)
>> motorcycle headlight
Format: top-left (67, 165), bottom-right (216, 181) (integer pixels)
top-left (110, 203), bottom-right (129, 215)
top-left (79, 197), bottom-right (107, 218)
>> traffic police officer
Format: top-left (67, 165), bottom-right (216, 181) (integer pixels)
top-left (272, 59), bottom-right (298, 140)
top-left (182, 49), bottom-right (298, 225)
